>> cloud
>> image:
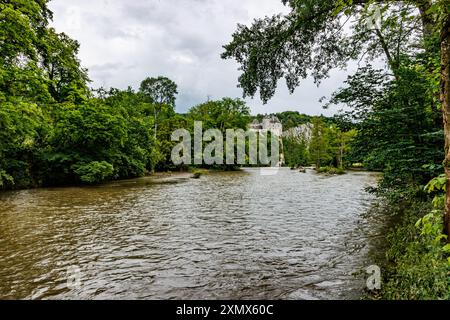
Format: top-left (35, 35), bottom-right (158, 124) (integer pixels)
top-left (49, 0), bottom-right (352, 115)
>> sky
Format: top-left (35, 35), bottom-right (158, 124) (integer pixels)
top-left (48, 0), bottom-right (358, 116)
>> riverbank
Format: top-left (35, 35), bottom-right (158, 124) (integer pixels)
top-left (366, 199), bottom-right (450, 300)
top-left (0, 167), bottom-right (244, 192)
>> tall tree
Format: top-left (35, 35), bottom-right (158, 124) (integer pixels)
top-left (309, 117), bottom-right (331, 169)
top-left (139, 76), bottom-right (178, 138)
top-left (187, 98), bottom-right (251, 168)
top-left (188, 98), bottom-right (251, 131)
top-left (40, 28), bottom-right (90, 103)
top-left (0, 0), bottom-right (90, 104)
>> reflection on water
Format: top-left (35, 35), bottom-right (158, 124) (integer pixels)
top-left (0, 168), bottom-right (379, 300)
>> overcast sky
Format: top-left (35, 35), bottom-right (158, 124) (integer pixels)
top-left (49, 0), bottom-right (357, 115)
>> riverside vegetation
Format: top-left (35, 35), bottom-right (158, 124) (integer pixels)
top-left (0, 1), bottom-right (356, 189)
top-left (2, 0), bottom-right (450, 299)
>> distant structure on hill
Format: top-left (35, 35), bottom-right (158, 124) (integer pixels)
top-left (250, 115), bottom-right (312, 143)
top-left (249, 115), bottom-right (284, 166)
top-left (248, 115), bottom-right (316, 168)
top-left (249, 115), bottom-right (283, 137)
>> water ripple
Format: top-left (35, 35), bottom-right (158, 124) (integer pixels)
top-left (0, 168), bottom-right (379, 300)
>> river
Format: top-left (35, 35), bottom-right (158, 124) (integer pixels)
top-left (0, 168), bottom-right (380, 300)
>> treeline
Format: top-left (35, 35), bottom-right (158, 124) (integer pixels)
top-left (283, 117), bottom-right (357, 171)
top-left (0, 77), bottom-right (251, 189)
top-left (0, 4), bottom-right (185, 189)
top-left (0, 1), bottom-right (252, 189)
top-left (253, 111), bottom-right (357, 171)
top-left (253, 111), bottom-right (346, 130)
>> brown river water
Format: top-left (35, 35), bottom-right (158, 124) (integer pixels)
top-left (0, 168), bottom-right (381, 300)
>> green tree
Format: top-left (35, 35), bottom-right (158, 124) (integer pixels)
top-left (139, 76), bottom-right (178, 139)
top-left (188, 98), bottom-right (250, 131)
top-left (338, 129), bottom-right (357, 169)
top-left (0, 101), bottom-right (49, 189)
top-left (268, 111), bottom-right (312, 130)
top-left (187, 98), bottom-right (251, 168)
top-left (0, 1), bottom-right (89, 104)
top-left (222, 0), bottom-right (436, 102)
top-left (332, 63), bottom-right (443, 194)
top-left (309, 117), bottom-right (332, 169)
top-left (283, 136), bottom-right (309, 167)
top-left (40, 28), bottom-right (90, 103)
top-left (44, 101), bottom-right (127, 184)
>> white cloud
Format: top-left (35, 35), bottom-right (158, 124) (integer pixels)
top-left (49, 0), bottom-right (353, 115)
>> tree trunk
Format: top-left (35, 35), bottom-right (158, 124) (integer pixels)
top-left (441, 15), bottom-right (450, 237)
top-left (417, 0), bottom-right (434, 40)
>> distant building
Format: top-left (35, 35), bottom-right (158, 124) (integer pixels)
top-left (249, 115), bottom-right (284, 166)
top-left (249, 119), bottom-right (263, 131)
top-left (249, 115), bottom-right (283, 137)
top-left (248, 116), bottom-right (317, 167)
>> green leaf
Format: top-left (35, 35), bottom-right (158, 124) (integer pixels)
top-left (443, 244), bottom-right (450, 253)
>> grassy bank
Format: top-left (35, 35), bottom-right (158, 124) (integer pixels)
top-left (370, 199), bottom-right (450, 300)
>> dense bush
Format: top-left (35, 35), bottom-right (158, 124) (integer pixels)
top-left (73, 161), bottom-right (114, 184)
top-left (379, 201), bottom-right (450, 300)
top-left (283, 137), bottom-right (309, 168)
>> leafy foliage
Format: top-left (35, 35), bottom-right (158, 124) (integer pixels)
top-left (283, 136), bottom-right (309, 167)
top-left (139, 76), bottom-right (178, 107)
top-left (332, 63), bottom-right (444, 197)
top-left (222, 0), bottom-right (431, 102)
top-left (186, 98), bottom-right (251, 169)
top-left (188, 98), bottom-right (250, 131)
top-left (380, 177), bottom-right (450, 300)
top-left (381, 203), bottom-right (450, 300)
top-left (73, 161), bottom-right (114, 184)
